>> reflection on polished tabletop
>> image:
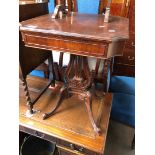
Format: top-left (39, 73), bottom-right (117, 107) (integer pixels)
top-left (20, 12), bottom-right (129, 42)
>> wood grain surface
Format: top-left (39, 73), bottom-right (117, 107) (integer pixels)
top-left (19, 76), bottom-right (113, 154)
top-left (20, 13), bottom-right (129, 42)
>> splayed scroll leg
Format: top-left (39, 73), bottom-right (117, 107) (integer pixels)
top-left (43, 86), bottom-right (68, 120)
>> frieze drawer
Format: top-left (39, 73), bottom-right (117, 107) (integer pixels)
top-left (22, 33), bottom-right (107, 58)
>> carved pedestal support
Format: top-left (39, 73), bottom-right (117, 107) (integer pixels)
top-left (43, 54), bottom-right (101, 135)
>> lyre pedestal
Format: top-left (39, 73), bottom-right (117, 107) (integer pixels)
top-left (43, 54), bottom-right (101, 134)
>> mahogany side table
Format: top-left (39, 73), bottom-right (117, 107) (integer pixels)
top-left (20, 13), bottom-right (129, 135)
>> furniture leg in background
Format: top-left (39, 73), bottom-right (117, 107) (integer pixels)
top-left (19, 52), bottom-right (56, 115)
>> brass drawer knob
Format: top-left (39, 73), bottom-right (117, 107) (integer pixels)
top-left (79, 147), bottom-right (84, 152)
top-left (34, 131), bottom-right (45, 138)
top-left (70, 143), bottom-right (75, 150)
top-left (132, 41), bottom-right (135, 47)
top-left (128, 56), bottom-right (134, 61)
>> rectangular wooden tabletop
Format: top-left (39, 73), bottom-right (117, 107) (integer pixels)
top-left (20, 13), bottom-right (129, 59)
top-left (19, 76), bottom-right (113, 154)
top-left (20, 13), bottom-right (129, 42)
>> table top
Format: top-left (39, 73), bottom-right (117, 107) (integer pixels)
top-left (19, 76), bottom-right (113, 154)
top-left (20, 13), bottom-right (129, 42)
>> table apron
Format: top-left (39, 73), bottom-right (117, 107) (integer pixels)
top-left (23, 33), bottom-right (109, 59)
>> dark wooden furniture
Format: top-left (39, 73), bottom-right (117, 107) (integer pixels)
top-left (20, 12), bottom-right (128, 134)
top-left (19, 1), bottom-right (49, 22)
top-left (19, 76), bottom-right (113, 155)
top-left (99, 0), bottom-right (135, 148)
top-left (99, 0), bottom-right (135, 147)
top-left (91, 0), bottom-right (135, 90)
top-left (106, 0), bottom-right (135, 147)
top-left (107, 0), bottom-right (135, 77)
top-left (19, 1), bottom-right (56, 115)
top-left (99, 0), bottom-right (130, 17)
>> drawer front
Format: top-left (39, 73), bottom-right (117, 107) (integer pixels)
top-left (114, 39), bottom-right (135, 65)
top-left (112, 64), bottom-right (135, 77)
top-left (19, 125), bottom-right (58, 143)
top-left (114, 50), bottom-right (134, 65)
top-left (124, 39), bottom-right (135, 50)
top-left (57, 144), bottom-right (85, 155)
top-left (19, 125), bottom-right (99, 155)
top-left (23, 33), bottom-right (107, 59)
top-left (58, 140), bottom-right (97, 155)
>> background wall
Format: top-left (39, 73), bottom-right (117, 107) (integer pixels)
top-left (48, 0), bottom-right (99, 14)
top-left (48, 0), bottom-right (54, 13)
